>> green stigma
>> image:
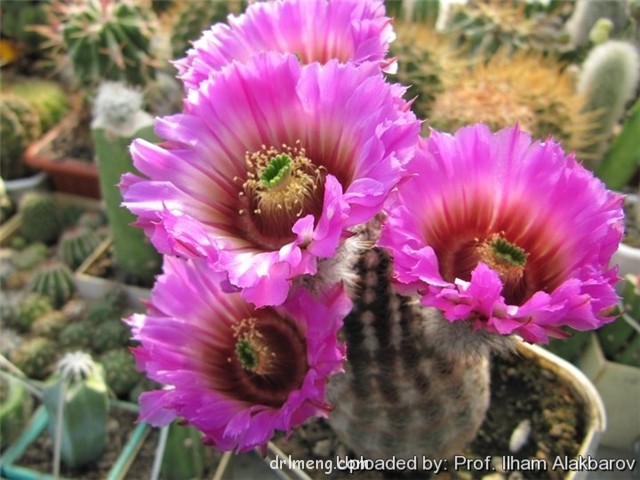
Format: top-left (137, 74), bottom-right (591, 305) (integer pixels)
top-left (261, 154), bottom-right (292, 188)
top-left (490, 236), bottom-right (528, 267)
top-left (236, 339), bottom-right (259, 371)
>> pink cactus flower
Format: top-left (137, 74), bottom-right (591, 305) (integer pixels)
top-left (175, 0), bottom-right (396, 91)
top-left (379, 124), bottom-right (624, 343)
top-left (121, 52), bottom-right (419, 306)
top-left (126, 255), bottom-right (349, 452)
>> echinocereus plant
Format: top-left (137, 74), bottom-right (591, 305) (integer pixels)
top-left (174, 0), bottom-right (396, 91)
top-left (119, 0), bottom-right (626, 467)
top-left (121, 52), bottom-right (419, 306)
top-left (126, 255), bottom-right (349, 452)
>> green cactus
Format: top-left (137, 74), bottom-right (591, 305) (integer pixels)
top-left (77, 210), bottom-right (107, 229)
top-left (16, 292), bottom-right (54, 332)
top-left (5, 79), bottom-right (70, 132)
top-left (59, 321), bottom-right (93, 351)
top-left (0, 376), bottom-right (35, 450)
top-left (28, 260), bottom-right (76, 308)
top-left (565, 0), bottom-right (630, 48)
top-left (41, 0), bottom-right (159, 91)
top-left (442, 0), bottom-right (565, 58)
top-left (19, 192), bottom-right (61, 245)
top-left (92, 82), bottom-right (161, 286)
top-left (168, 0), bottom-right (243, 59)
top-left (11, 242), bottom-right (49, 271)
top-left (58, 226), bottom-right (102, 270)
top-left (32, 310), bottom-right (70, 338)
top-left (42, 352), bottom-right (109, 470)
top-left (577, 40), bottom-right (640, 170)
top-left (596, 274), bottom-right (640, 368)
top-left (0, 0), bottom-right (49, 56)
top-left (86, 300), bottom-right (121, 325)
top-left (10, 336), bottom-right (58, 380)
top-left (160, 422), bottom-right (206, 480)
top-left (58, 204), bottom-right (86, 230)
top-left (0, 93), bottom-right (42, 180)
top-left (596, 100), bottom-right (640, 190)
top-left (390, 22), bottom-right (459, 120)
top-left (91, 319), bottom-right (132, 354)
top-left (99, 348), bottom-right (142, 398)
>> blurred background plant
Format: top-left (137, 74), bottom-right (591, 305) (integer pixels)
top-left (388, 0), bottom-right (639, 190)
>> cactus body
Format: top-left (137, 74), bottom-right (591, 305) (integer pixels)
top-left (169, 1), bottom-right (243, 59)
top-left (29, 260), bottom-right (76, 308)
top-left (19, 192), bottom-right (61, 245)
top-left (91, 320), bottom-right (132, 354)
top-left (596, 274), bottom-right (640, 368)
top-left (100, 348), bottom-right (142, 398)
top-left (59, 322), bottom-right (93, 351)
top-left (32, 310), bottom-right (70, 339)
top-left (46, 0), bottom-right (159, 90)
top-left (565, 0), bottom-right (629, 48)
top-left (10, 336), bottom-right (58, 380)
top-left (11, 242), bottom-right (49, 271)
top-left (58, 226), bottom-right (102, 270)
top-left (161, 422), bottom-right (206, 480)
top-left (596, 100), bottom-right (640, 190)
top-left (327, 247), bottom-right (492, 461)
top-left (0, 94), bottom-right (41, 180)
top-left (7, 79), bottom-right (70, 132)
top-left (430, 49), bottom-right (599, 162)
top-left (92, 83), bottom-right (161, 286)
top-left (42, 353), bottom-right (109, 469)
top-left (578, 40), bottom-right (640, 169)
top-left (16, 293), bottom-right (54, 332)
top-left (0, 376), bottom-right (35, 450)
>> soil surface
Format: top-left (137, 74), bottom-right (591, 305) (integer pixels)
top-left (273, 350), bottom-right (586, 480)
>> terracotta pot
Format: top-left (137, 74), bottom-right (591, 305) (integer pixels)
top-left (23, 113), bottom-right (101, 200)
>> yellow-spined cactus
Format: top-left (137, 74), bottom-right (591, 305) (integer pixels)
top-left (428, 49), bottom-right (600, 162)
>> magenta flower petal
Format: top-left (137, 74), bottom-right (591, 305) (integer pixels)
top-left (126, 256), bottom-right (349, 452)
top-left (379, 124), bottom-right (624, 343)
top-left (175, 0), bottom-right (396, 91)
top-left (122, 52), bottom-right (419, 306)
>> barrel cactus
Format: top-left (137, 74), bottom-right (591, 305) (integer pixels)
top-left (16, 292), bottom-right (53, 332)
top-left (59, 321), bottom-right (93, 351)
top-left (40, 0), bottom-right (160, 91)
top-left (428, 49), bottom-right (599, 161)
top-left (19, 192), bottom-right (61, 245)
top-left (10, 336), bottom-right (58, 380)
top-left (28, 260), bottom-right (76, 308)
top-left (167, 0), bottom-right (245, 59)
top-left (11, 242), bottom-right (49, 271)
top-left (5, 79), bottom-right (70, 132)
top-left (58, 226), bottom-right (102, 270)
top-left (0, 93), bottom-right (41, 180)
top-left (91, 319), bottom-right (132, 354)
top-left (99, 348), bottom-right (142, 398)
top-left (32, 310), bottom-right (70, 338)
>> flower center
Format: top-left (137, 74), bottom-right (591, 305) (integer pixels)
top-left (226, 312), bottom-right (308, 407)
top-left (477, 233), bottom-right (529, 301)
top-left (238, 143), bottom-right (325, 249)
top-left (232, 318), bottom-right (274, 375)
